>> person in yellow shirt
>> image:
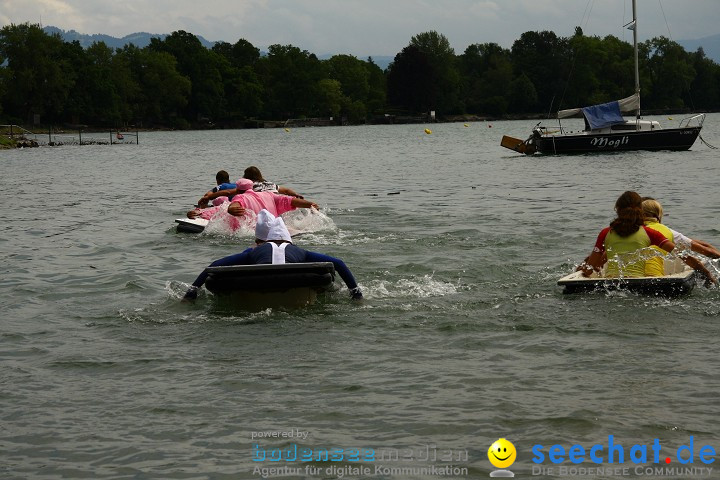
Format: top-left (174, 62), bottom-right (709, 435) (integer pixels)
top-left (578, 192), bottom-right (716, 285)
top-left (641, 198), bottom-right (718, 281)
top-left (641, 199), bottom-right (678, 277)
top-left (579, 191), bottom-right (676, 278)
top-left (642, 197), bottom-right (720, 260)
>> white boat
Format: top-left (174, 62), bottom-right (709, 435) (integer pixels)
top-left (501, 0), bottom-right (704, 155)
top-left (175, 217), bottom-right (208, 233)
top-left (557, 258), bottom-right (697, 297)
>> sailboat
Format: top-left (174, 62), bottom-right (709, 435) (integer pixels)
top-left (501, 0), bottom-right (705, 155)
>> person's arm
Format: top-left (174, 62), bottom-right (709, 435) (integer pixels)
top-left (278, 186), bottom-right (303, 198)
top-left (668, 227), bottom-right (720, 259)
top-left (668, 228), bottom-right (692, 250)
top-left (577, 251), bottom-right (604, 277)
top-left (291, 197), bottom-right (319, 209)
top-left (199, 187), bottom-right (239, 207)
top-left (680, 254), bottom-right (717, 286)
top-left (658, 239), bottom-right (676, 253)
top-left (690, 239), bottom-right (720, 259)
top-left (187, 204), bottom-right (221, 219)
top-left (577, 228), bottom-right (609, 277)
top-left (183, 249), bottom-right (253, 299)
top-left (304, 251), bottom-right (362, 299)
top-left (227, 203), bottom-right (247, 217)
top-left (658, 240), bottom-right (717, 285)
top-left (198, 193), bottom-right (212, 207)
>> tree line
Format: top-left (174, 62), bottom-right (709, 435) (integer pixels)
top-left (0, 23), bottom-right (718, 129)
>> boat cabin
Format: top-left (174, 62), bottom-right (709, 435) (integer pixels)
top-left (585, 118), bottom-right (661, 134)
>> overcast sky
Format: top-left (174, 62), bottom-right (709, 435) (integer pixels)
top-left (2, 0), bottom-right (719, 57)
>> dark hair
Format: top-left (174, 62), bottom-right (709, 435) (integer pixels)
top-left (243, 166), bottom-right (265, 182)
top-left (610, 191), bottom-right (645, 237)
top-left (216, 170), bottom-right (230, 184)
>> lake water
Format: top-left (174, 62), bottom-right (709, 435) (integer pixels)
top-left (2, 116), bottom-right (719, 479)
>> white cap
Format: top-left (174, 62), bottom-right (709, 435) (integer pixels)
top-left (255, 209), bottom-right (292, 243)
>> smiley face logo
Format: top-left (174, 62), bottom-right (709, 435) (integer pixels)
top-left (488, 438), bottom-right (516, 469)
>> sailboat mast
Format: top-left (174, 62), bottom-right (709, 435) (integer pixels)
top-left (632, 0), bottom-right (640, 119)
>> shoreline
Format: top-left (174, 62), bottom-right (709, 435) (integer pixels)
top-left (2, 108), bottom-right (714, 149)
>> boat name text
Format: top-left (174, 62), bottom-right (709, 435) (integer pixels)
top-left (591, 136), bottom-right (629, 148)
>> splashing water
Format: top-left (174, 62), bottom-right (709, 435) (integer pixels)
top-left (299, 229), bottom-right (402, 247)
top-left (282, 208), bottom-right (336, 236)
top-left (362, 273), bottom-right (463, 299)
top-left (200, 204), bottom-right (257, 237)
top-left (706, 258), bottom-right (720, 277)
top-left (200, 207), bottom-right (335, 239)
top-left (597, 247), bottom-right (704, 279)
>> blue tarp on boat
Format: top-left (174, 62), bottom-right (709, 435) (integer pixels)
top-left (581, 101), bottom-right (624, 129)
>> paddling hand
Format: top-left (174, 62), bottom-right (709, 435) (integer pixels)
top-left (187, 209), bottom-right (201, 219)
top-left (227, 204), bottom-right (246, 216)
top-left (291, 197), bottom-right (318, 210)
top-left (577, 253), bottom-right (603, 277)
top-left (182, 286), bottom-right (198, 301)
top-left (577, 262), bottom-right (595, 277)
top-left (198, 197), bottom-right (210, 207)
top-left (350, 287), bottom-right (363, 301)
top-left (682, 255), bottom-right (717, 287)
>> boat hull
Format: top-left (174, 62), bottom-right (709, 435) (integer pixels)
top-left (533, 126), bottom-right (701, 154)
top-left (557, 269), bottom-right (697, 297)
top-left (175, 218), bottom-right (208, 233)
top-left (205, 262), bottom-right (336, 309)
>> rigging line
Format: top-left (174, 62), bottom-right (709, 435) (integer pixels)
top-left (579, 0), bottom-right (593, 30)
top-left (622, 0), bottom-right (627, 43)
top-left (584, 0), bottom-right (595, 30)
top-left (699, 135), bottom-right (717, 150)
top-left (657, 0), bottom-right (673, 40)
top-left (556, 0), bottom-right (594, 115)
top-left (657, 0), bottom-right (697, 111)
top-left (546, 94), bottom-right (556, 121)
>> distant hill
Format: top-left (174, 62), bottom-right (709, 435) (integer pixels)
top-left (678, 33), bottom-right (720, 64)
top-left (43, 26), bottom-right (396, 68)
top-left (43, 25), bottom-right (720, 70)
top-left (366, 56), bottom-right (393, 70)
top-left (43, 26), bottom-right (216, 49)
top-left (316, 54), bottom-right (393, 70)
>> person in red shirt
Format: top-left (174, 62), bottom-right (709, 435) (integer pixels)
top-left (577, 191), bottom-right (715, 284)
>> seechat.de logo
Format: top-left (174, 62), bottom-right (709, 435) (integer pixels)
top-left (531, 435), bottom-right (715, 466)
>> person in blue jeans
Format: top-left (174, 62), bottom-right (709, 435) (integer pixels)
top-left (184, 209), bottom-right (362, 301)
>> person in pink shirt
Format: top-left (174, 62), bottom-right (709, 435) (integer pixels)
top-left (187, 179), bottom-right (318, 221)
